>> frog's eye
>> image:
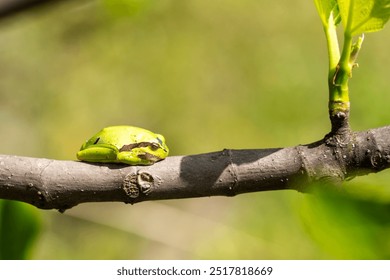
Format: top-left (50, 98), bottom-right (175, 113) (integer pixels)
top-left (93, 137), bottom-right (100, 144)
top-left (150, 142), bottom-right (160, 151)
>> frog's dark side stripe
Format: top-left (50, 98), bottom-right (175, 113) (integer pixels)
top-left (119, 142), bottom-right (162, 152)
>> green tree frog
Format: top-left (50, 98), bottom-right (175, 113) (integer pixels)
top-left (77, 126), bottom-right (169, 165)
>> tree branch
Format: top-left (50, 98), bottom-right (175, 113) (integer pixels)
top-left (1, 125), bottom-right (390, 211)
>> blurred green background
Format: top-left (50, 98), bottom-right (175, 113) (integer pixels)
top-left (1, 0), bottom-right (390, 259)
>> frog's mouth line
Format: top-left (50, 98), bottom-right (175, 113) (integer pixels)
top-left (137, 152), bottom-right (164, 162)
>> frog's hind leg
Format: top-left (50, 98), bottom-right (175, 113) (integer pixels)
top-left (77, 146), bottom-right (118, 163)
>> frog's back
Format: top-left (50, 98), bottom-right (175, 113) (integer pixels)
top-left (100, 126), bottom-right (157, 148)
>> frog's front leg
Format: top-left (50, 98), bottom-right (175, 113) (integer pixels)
top-left (117, 151), bottom-right (152, 166)
top-left (77, 144), bottom-right (118, 163)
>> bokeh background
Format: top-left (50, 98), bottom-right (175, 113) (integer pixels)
top-left (1, 0), bottom-right (390, 259)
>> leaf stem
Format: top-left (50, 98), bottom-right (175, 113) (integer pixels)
top-left (328, 32), bottom-right (353, 118)
top-left (324, 13), bottom-right (340, 74)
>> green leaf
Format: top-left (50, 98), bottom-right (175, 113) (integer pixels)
top-left (300, 187), bottom-right (390, 259)
top-left (337, 0), bottom-right (390, 35)
top-left (0, 200), bottom-right (41, 259)
top-left (314, 0), bottom-right (341, 27)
